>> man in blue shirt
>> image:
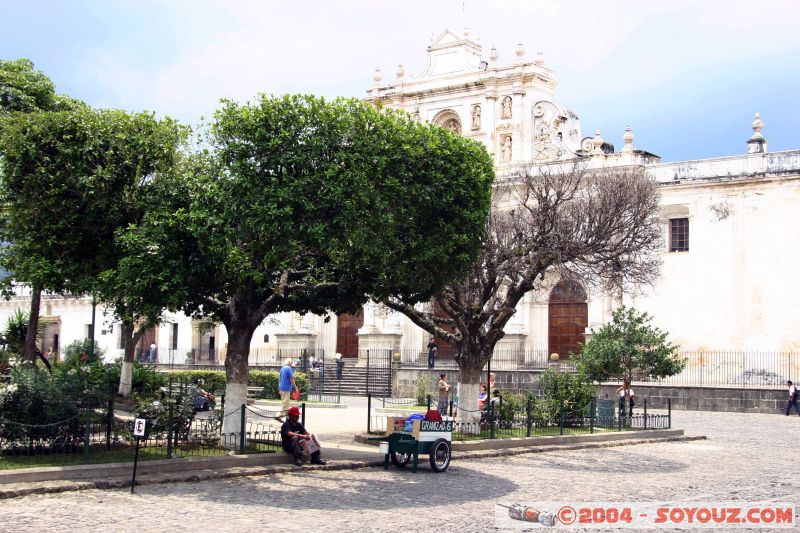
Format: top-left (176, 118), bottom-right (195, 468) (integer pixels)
top-left (279, 358), bottom-right (297, 415)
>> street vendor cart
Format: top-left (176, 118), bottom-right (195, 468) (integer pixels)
top-left (377, 416), bottom-right (453, 473)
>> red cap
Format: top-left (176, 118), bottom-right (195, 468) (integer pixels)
top-left (287, 407), bottom-right (301, 417)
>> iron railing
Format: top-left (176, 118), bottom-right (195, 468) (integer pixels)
top-left (0, 399), bottom-right (297, 470)
top-left (366, 394), bottom-right (671, 440)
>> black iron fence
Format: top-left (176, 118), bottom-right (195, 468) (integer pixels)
top-left (366, 393), bottom-right (671, 440)
top-left (0, 396), bottom-right (297, 470)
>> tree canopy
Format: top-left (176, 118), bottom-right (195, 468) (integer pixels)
top-left (115, 94), bottom-right (494, 433)
top-left (0, 106), bottom-right (186, 365)
top-left (0, 107), bottom-right (186, 295)
top-left (577, 305), bottom-right (685, 385)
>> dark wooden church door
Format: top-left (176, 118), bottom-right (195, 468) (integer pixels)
top-left (548, 280), bottom-right (588, 358)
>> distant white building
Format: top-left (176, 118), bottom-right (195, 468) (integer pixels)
top-left (2, 29), bottom-right (799, 379)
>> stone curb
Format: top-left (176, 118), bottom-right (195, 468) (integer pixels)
top-left (0, 435), bottom-right (705, 500)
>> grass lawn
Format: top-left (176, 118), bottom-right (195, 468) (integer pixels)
top-left (0, 441), bottom-right (278, 470)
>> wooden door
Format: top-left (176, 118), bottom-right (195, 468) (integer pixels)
top-left (336, 312), bottom-right (363, 358)
top-left (548, 281), bottom-right (588, 358)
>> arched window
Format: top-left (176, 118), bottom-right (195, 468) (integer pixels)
top-left (548, 280), bottom-right (588, 358)
top-left (432, 109), bottom-right (462, 135)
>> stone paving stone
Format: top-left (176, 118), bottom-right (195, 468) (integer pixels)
top-left (0, 410), bottom-right (797, 532)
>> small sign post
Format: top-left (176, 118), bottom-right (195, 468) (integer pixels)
top-left (131, 418), bottom-right (146, 494)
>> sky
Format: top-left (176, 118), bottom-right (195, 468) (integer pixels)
top-left (1, 0), bottom-right (798, 162)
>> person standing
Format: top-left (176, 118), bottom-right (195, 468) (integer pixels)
top-left (148, 342), bottom-right (157, 364)
top-left (477, 384), bottom-right (489, 410)
top-left (278, 358), bottom-right (297, 415)
top-left (437, 373), bottom-right (450, 413)
top-left (616, 382), bottom-right (635, 418)
top-left (786, 380), bottom-right (800, 416)
top-left (427, 337), bottom-right (438, 369)
top-left (335, 352), bottom-right (344, 380)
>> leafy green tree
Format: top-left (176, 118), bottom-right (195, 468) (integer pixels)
top-left (116, 94), bottom-right (494, 435)
top-left (0, 59), bottom-right (56, 115)
top-left (0, 107), bottom-right (186, 375)
top-left (577, 305), bottom-right (685, 386)
top-left (0, 59), bottom-right (87, 364)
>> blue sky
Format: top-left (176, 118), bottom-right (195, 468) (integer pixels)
top-left (2, 0), bottom-right (798, 161)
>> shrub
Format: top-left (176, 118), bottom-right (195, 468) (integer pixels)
top-left (160, 370), bottom-right (308, 400)
top-left (60, 339), bottom-right (106, 365)
top-left (130, 393), bottom-right (196, 441)
top-left (0, 367), bottom-right (82, 444)
top-left (416, 375), bottom-right (429, 406)
top-left (494, 391), bottom-right (525, 427)
top-left (250, 370), bottom-right (308, 399)
top-left (537, 367), bottom-right (596, 422)
top-left (163, 370), bottom-right (226, 393)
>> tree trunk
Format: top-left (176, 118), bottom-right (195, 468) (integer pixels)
top-left (118, 320), bottom-right (144, 397)
top-left (456, 359), bottom-right (486, 433)
top-left (220, 321), bottom-right (257, 446)
top-left (22, 284), bottom-right (42, 365)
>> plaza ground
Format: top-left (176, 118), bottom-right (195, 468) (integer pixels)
top-left (0, 405), bottom-right (798, 532)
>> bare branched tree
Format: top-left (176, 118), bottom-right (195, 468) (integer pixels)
top-left (383, 162), bottom-right (663, 422)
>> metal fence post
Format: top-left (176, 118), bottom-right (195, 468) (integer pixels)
top-left (387, 349), bottom-right (392, 397)
top-left (106, 395), bottom-right (114, 450)
top-left (427, 394), bottom-right (431, 411)
top-left (83, 407), bottom-right (91, 464)
top-left (367, 394), bottom-right (372, 434)
top-left (643, 399), bottom-right (648, 429)
top-left (559, 401), bottom-right (564, 436)
top-left (526, 395), bottom-right (532, 437)
top-left (490, 401), bottom-right (495, 439)
top-left (239, 404), bottom-right (246, 454)
top-left (449, 400), bottom-right (453, 418)
top-left (668, 398), bottom-right (672, 429)
top-left (301, 402), bottom-right (306, 427)
top-left (166, 403), bottom-right (174, 459)
top-left (590, 398), bottom-right (595, 434)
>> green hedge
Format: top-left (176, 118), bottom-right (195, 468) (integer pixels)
top-left (162, 369), bottom-right (307, 399)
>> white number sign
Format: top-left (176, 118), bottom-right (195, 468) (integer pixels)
top-left (133, 418), bottom-right (146, 437)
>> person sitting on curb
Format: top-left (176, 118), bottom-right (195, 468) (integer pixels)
top-left (280, 406), bottom-right (326, 467)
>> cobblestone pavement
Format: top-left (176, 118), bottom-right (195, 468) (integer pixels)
top-left (1, 410), bottom-right (798, 533)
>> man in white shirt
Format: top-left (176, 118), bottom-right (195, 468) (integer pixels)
top-left (786, 380), bottom-right (799, 416)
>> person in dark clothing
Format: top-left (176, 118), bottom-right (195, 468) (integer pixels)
top-left (786, 380), bottom-right (800, 416)
top-left (280, 406), bottom-right (326, 466)
top-left (335, 352), bottom-right (344, 380)
top-left (427, 338), bottom-right (438, 369)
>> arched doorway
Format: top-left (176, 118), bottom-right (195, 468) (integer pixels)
top-left (336, 312), bottom-right (363, 358)
top-left (548, 280), bottom-right (588, 358)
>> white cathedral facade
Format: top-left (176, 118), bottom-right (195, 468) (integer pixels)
top-left (2, 30), bottom-right (799, 376)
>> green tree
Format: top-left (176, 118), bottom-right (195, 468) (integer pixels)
top-left (0, 59), bottom-right (87, 364)
top-left (577, 305), bottom-right (685, 386)
top-left (0, 59), bottom-right (56, 115)
top-left (0, 106), bottom-right (186, 374)
top-left (116, 94), bottom-right (494, 436)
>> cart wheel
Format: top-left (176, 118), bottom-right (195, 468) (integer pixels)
top-left (429, 438), bottom-right (451, 472)
top-left (390, 451), bottom-right (412, 467)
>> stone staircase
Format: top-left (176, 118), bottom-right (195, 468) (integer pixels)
top-left (314, 361), bottom-right (391, 397)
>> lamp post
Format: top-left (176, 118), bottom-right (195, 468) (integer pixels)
top-left (90, 294), bottom-right (96, 362)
